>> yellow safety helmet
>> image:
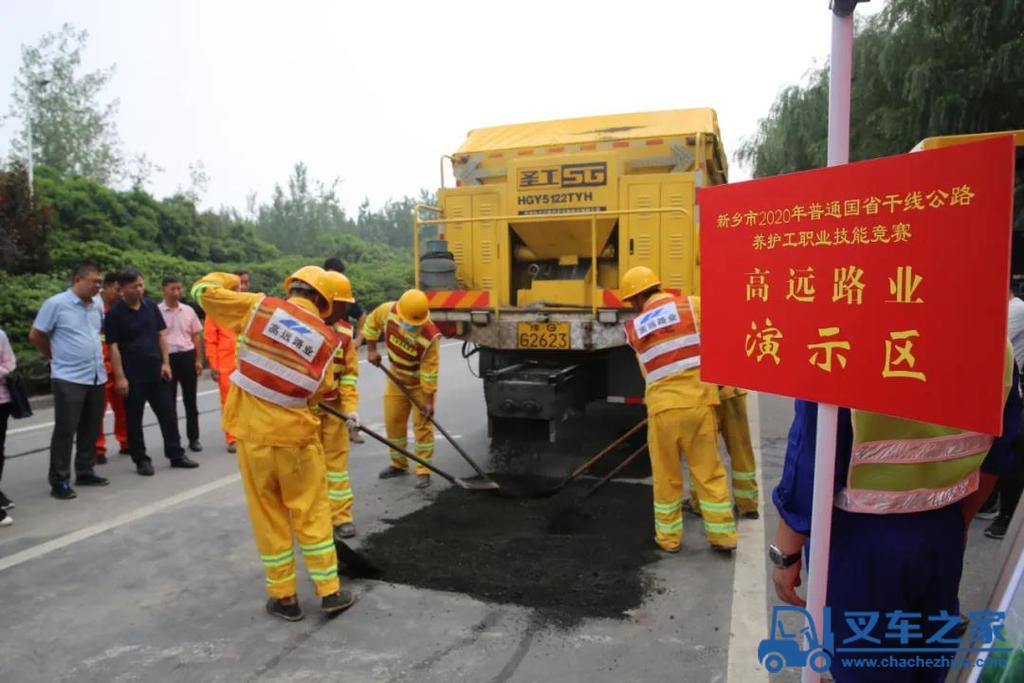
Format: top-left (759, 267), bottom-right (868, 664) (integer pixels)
top-left (396, 289), bottom-right (431, 326)
top-left (620, 266), bottom-right (661, 301)
top-left (323, 270), bottom-right (355, 303)
top-left (283, 265), bottom-right (333, 317)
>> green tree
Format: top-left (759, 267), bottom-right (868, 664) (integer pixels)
top-left (5, 23), bottom-right (123, 184)
top-left (0, 161), bottom-right (53, 273)
top-left (739, 0), bottom-right (1024, 177)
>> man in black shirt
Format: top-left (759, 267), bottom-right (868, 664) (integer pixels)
top-left (105, 268), bottom-right (198, 476)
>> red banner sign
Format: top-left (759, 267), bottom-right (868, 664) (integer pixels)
top-left (699, 136), bottom-right (1015, 434)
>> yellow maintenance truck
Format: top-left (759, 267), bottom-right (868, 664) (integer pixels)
top-left (414, 109), bottom-right (728, 440)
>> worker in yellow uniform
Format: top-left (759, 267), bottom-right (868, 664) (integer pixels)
top-left (318, 270), bottom-right (359, 540)
top-left (717, 385), bottom-right (759, 519)
top-left (363, 289), bottom-right (441, 489)
top-left (620, 266), bottom-right (737, 553)
top-left (190, 266), bottom-right (355, 622)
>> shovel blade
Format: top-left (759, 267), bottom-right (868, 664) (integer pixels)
top-left (456, 477), bottom-right (501, 491)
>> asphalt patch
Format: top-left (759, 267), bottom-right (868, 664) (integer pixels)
top-left (347, 475), bottom-right (659, 627)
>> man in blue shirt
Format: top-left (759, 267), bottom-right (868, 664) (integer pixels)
top-left (770, 362), bottom-right (1021, 682)
top-left (30, 263), bottom-right (111, 499)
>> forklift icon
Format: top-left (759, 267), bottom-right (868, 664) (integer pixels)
top-left (758, 606), bottom-right (835, 673)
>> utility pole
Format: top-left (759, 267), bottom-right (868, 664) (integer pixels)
top-left (25, 78), bottom-right (51, 199)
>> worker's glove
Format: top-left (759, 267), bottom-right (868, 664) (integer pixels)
top-left (343, 411), bottom-right (360, 433)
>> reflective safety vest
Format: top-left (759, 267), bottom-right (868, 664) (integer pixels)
top-left (624, 293), bottom-right (701, 386)
top-left (231, 296), bottom-right (339, 408)
top-left (836, 343), bottom-right (1014, 515)
top-left (323, 320), bottom-right (353, 402)
top-left (385, 303), bottom-right (441, 384)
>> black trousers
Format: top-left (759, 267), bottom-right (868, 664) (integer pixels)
top-left (0, 401), bottom-right (11, 482)
top-left (998, 418), bottom-right (1024, 522)
top-left (125, 378), bottom-right (184, 463)
top-left (169, 350), bottom-right (200, 443)
top-left (49, 379), bottom-right (105, 486)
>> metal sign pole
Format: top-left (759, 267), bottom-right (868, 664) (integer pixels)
top-left (801, 3), bottom-right (857, 682)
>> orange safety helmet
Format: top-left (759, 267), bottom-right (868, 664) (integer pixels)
top-left (283, 265), bottom-right (333, 317)
top-left (396, 289), bottom-right (431, 326)
top-left (620, 266), bottom-right (661, 301)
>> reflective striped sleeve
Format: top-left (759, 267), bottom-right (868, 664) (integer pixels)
top-left (339, 339), bottom-right (360, 413)
top-left (361, 303), bottom-right (390, 342)
top-left (419, 338), bottom-right (439, 395)
top-left (189, 274), bottom-right (263, 334)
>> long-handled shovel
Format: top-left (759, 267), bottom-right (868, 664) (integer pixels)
top-left (317, 402), bottom-right (499, 491)
top-left (375, 364), bottom-right (500, 490)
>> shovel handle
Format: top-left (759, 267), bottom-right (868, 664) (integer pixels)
top-left (376, 364), bottom-right (490, 480)
top-left (582, 443), bottom-right (649, 500)
top-left (316, 402), bottom-right (457, 484)
top-left (567, 418), bottom-right (648, 482)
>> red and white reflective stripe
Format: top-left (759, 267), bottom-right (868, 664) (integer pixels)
top-left (851, 432), bottom-right (993, 465)
top-left (835, 470), bottom-right (979, 514)
top-left (637, 334), bottom-right (700, 364)
top-left (645, 356), bottom-right (701, 385)
top-left (236, 348), bottom-right (321, 394)
top-left (607, 396), bottom-right (645, 405)
top-left (229, 371), bottom-right (307, 408)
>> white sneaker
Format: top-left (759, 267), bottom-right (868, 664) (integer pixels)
top-left (0, 515), bottom-right (13, 527)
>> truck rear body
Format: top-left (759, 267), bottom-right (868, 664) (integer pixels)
top-left (415, 109), bottom-right (729, 439)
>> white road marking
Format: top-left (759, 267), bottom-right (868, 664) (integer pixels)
top-left (8, 388), bottom-right (220, 436)
top-left (726, 392), bottom-right (769, 682)
top-left (0, 472), bottom-right (241, 574)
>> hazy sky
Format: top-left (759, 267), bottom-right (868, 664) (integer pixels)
top-left (0, 0), bottom-right (885, 215)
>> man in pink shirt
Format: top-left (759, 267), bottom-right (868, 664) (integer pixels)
top-left (159, 276), bottom-right (204, 452)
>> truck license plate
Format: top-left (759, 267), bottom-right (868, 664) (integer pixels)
top-left (516, 322), bottom-right (570, 350)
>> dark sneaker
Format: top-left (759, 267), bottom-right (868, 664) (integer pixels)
top-left (136, 460), bottom-right (155, 476)
top-left (0, 511), bottom-right (11, 527)
top-left (985, 517), bottom-right (1010, 540)
top-left (977, 492), bottom-right (1000, 520)
top-left (95, 454), bottom-right (108, 465)
top-left (378, 466), bottom-right (407, 479)
top-left (76, 472), bottom-right (110, 487)
top-left (226, 443), bottom-right (237, 453)
top-left (0, 490), bottom-right (14, 510)
top-left (334, 523), bottom-right (356, 541)
top-left (266, 596), bottom-right (304, 622)
top-left (741, 510), bottom-right (760, 520)
top-left (118, 447), bottom-right (131, 456)
top-left (51, 483), bottom-right (78, 500)
top-left (170, 456), bottom-right (200, 469)
top-left (321, 590), bottom-right (355, 615)
top-left (711, 543), bottom-right (737, 554)
top-left (414, 474), bottom-right (431, 489)
top-left (188, 440), bottom-right (203, 453)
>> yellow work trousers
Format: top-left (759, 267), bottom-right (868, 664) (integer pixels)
top-left (716, 394), bottom-right (759, 514)
top-left (383, 380), bottom-right (433, 476)
top-left (648, 406), bottom-right (737, 551)
top-left (236, 440), bottom-right (340, 599)
top-left (319, 409), bottom-right (354, 526)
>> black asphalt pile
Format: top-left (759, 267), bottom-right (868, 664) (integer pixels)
top-left (346, 476), bottom-right (659, 626)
